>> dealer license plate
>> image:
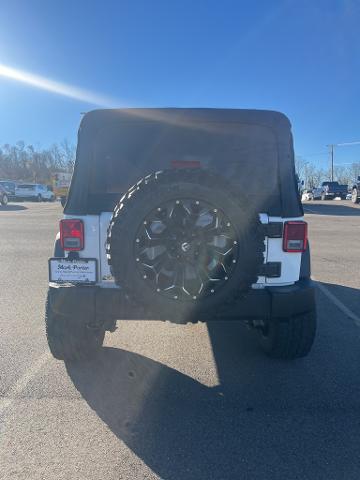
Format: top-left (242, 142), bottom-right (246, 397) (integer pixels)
top-left (49, 258), bottom-right (97, 284)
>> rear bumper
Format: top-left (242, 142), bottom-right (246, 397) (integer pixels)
top-left (48, 278), bottom-right (316, 323)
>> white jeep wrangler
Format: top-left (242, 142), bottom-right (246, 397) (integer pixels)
top-left (46, 108), bottom-right (316, 361)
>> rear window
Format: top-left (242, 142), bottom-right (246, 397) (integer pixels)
top-left (0, 181), bottom-right (14, 189)
top-left (89, 122), bottom-right (279, 197)
top-left (66, 110), bottom-right (302, 218)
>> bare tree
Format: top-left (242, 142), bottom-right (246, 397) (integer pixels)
top-left (0, 140), bottom-right (75, 183)
top-left (295, 156), bottom-right (308, 182)
top-left (333, 165), bottom-right (351, 186)
top-left (349, 162), bottom-right (360, 182)
top-left (303, 163), bottom-right (321, 189)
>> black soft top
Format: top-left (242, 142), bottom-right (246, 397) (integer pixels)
top-left (65, 108), bottom-right (302, 217)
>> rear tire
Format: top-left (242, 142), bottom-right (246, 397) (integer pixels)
top-left (37, 194), bottom-right (43, 202)
top-left (45, 292), bottom-right (105, 361)
top-left (1, 194), bottom-right (8, 206)
top-left (107, 170), bottom-right (265, 321)
top-left (257, 310), bottom-right (316, 359)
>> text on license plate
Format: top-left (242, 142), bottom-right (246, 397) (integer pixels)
top-left (49, 258), bottom-right (97, 283)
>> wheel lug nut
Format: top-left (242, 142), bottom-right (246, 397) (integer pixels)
top-left (211, 289), bottom-right (215, 293)
top-left (233, 241), bottom-right (237, 245)
top-left (195, 201), bottom-right (199, 205)
top-left (225, 276), bottom-right (228, 280)
top-left (176, 200), bottom-right (180, 204)
top-left (213, 209), bottom-right (218, 213)
top-left (174, 295), bottom-right (178, 299)
top-left (227, 222), bottom-right (231, 227)
top-left (156, 288), bottom-right (161, 292)
top-left (193, 296), bottom-right (197, 300)
top-left (136, 238), bottom-right (140, 243)
top-left (136, 258), bottom-right (140, 262)
top-left (232, 259), bottom-right (236, 263)
top-left (143, 274), bottom-right (147, 279)
top-left (157, 207), bottom-right (161, 211)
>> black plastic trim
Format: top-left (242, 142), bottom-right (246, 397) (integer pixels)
top-left (47, 278), bottom-right (315, 323)
top-left (258, 262), bottom-right (282, 278)
top-left (53, 238), bottom-right (64, 258)
top-left (300, 243), bottom-right (311, 279)
top-left (262, 222), bottom-right (283, 238)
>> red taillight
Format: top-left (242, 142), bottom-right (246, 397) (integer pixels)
top-left (60, 219), bottom-right (84, 251)
top-left (283, 221), bottom-right (307, 253)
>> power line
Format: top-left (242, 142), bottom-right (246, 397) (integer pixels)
top-left (336, 141), bottom-right (360, 147)
top-left (299, 151), bottom-right (328, 158)
top-left (301, 142), bottom-right (360, 158)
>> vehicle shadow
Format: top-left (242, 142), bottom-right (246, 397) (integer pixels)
top-left (303, 201), bottom-right (360, 216)
top-left (66, 284), bottom-right (360, 479)
top-left (0, 204), bottom-right (28, 211)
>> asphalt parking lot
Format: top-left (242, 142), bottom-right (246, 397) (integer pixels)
top-left (0, 200), bottom-right (360, 480)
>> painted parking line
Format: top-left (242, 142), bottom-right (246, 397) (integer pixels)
top-left (314, 280), bottom-right (360, 328)
top-left (303, 207), bottom-right (319, 214)
top-left (0, 352), bottom-right (51, 417)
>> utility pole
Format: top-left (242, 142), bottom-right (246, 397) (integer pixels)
top-left (330, 144), bottom-right (334, 181)
top-left (325, 141), bottom-right (360, 182)
top-left (326, 144), bottom-right (335, 181)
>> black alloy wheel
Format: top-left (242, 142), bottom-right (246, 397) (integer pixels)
top-left (134, 198), bottom-right (239, 301)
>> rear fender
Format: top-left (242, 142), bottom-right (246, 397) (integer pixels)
top-left (53, 233), bottom-right (64, 257)
top-left (300, 243), bottom-right (311, 279)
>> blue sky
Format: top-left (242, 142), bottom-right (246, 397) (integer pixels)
top-left (0, 0), bottom-right (359, 168)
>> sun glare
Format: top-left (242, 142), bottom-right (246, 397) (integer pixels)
top-left (0, 63), bottom-right (119, 107)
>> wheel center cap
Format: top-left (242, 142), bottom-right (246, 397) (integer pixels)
top-left (181, 242), bottom-right (191, 253)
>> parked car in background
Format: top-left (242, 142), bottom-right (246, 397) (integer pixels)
top-left (51, 172), bottom-right (72, 206)
top-left (301, 189), bottom-right (313, 201)
top-left (0, 184), bottom-right (9, 206)
top-left (320, 181), bottom-right (348, 200)
top-left (312, 187), bottom-right (323, 200)
top-left (0, 180), bottom-right (17, 200)
top-left (15, 183), bottom-right (55, 201)
top-left (351, 176), bottom-right (360, 204)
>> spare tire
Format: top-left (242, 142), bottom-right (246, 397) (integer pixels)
top-left (107, 170), bottom-right (265, 320)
